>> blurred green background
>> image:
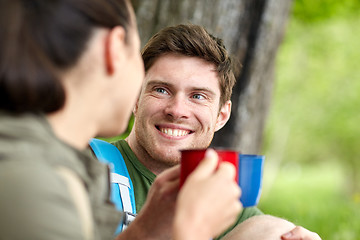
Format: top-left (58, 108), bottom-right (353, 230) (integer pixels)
top-left (260, 0), bottom-right (360, 239)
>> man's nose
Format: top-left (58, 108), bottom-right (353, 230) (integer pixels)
top-left (164, 94), bottom-right (190, 120)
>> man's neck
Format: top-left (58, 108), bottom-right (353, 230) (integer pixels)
top-left (126, 132), bottom-right (175, 175)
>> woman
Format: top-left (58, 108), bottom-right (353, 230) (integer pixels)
top-left (0, 0), bottom-right (241, 239)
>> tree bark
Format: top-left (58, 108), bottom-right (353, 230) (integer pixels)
top-left (132, 0), bottom-right (293, 154)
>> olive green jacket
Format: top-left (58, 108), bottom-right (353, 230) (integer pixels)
top-left (0, 111), bottom-right (122, 239)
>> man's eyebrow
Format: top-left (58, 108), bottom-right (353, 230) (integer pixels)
top-left (145, 80), bottom-right (173, 88)
top-left (191, 87), bottom-right (217, 97)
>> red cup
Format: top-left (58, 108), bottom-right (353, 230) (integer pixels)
top-left (179, 149), bottom-right (239, 188)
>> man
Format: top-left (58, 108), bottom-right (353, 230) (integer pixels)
top-left (112, 24), bottom-right (320, 240)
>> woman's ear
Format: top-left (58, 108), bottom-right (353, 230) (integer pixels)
top-left (215, 100), bottom-right (232, 132)
top-left (133, 99), bottom-right (139, 115)
top-left (104, 26), bottom-right (126, 75)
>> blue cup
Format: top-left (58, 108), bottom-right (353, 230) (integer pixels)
top-left (238, 154), bottom-right (265, 207)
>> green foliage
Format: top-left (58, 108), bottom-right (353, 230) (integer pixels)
top-left (263, 0), bottom-right (360, 237)
top-left (259, 163), bottom-right (360, 240)
top-left (263, 14), bottom-right (360, 180)
top-left (292, 0), bottom-right (360, 23)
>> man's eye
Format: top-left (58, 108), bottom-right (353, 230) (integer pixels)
top-left (192, 94), bottom-right (205, 100)
top-left (155, 88), bottom-right (168, 94)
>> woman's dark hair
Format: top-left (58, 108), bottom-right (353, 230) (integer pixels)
top-left (0, 0), bottom-right (132, 113)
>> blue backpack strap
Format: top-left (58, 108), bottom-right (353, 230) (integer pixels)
top-left (89, 138), bottom-right (136, 234)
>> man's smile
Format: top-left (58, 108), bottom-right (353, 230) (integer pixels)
top-left (156, 126), bottom-right (193, 137)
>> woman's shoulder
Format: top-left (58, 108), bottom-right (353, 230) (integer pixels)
top-left (0, 159), bottom-right (86, 239)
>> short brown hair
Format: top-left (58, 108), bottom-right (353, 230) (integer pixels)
top-left (0, 0), bottom-right (132, 113)
top-left (141, 24), bottom-right (237, 108)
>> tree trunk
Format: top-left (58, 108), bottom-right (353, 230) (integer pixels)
top-left (132, 0), bottom-right (293, 154)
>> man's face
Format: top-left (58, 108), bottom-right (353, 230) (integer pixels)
top-left (132, 53), bottom-right (231, 166)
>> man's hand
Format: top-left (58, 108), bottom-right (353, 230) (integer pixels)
top-left (281, 226), bottom-right (321, 240)
top-left (221, 215), bottom-right (321, 240)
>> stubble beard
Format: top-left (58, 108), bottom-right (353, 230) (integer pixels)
top-left (135, 127), bottom-right (181, 170)
top-left (134, 123), bottom-right (215, 172)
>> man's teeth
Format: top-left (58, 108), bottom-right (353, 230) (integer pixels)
top-left (160, 128), bottom-right (189, 137)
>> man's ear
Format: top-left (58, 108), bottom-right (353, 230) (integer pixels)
top-left (104, 26), bottom-right (126, 75)
top-left (215, 100), bottom-right (232, 132)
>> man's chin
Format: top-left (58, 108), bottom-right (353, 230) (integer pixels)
top-left (156, 149), bottom-right (182, 166)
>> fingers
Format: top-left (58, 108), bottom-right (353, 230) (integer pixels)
top-left (156, 165), bottom-right (180, 182)
top-left (184, 149), bottom-right (238, 183)
top-left (215, 161), bottom-right (241, 199)
top-left (189, 148), bottom-right (219, 179)
top-left (216, 161), bottom-right (236, 181)
top-left (188, 148), bottom-right (240, 199)
top-left (281, 226), bottom-right (321, 240)
top-left (150, 165), bottom-right (180, 197)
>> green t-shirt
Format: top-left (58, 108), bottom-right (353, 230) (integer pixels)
top-left (113, 139), bottom-right (263, 239)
